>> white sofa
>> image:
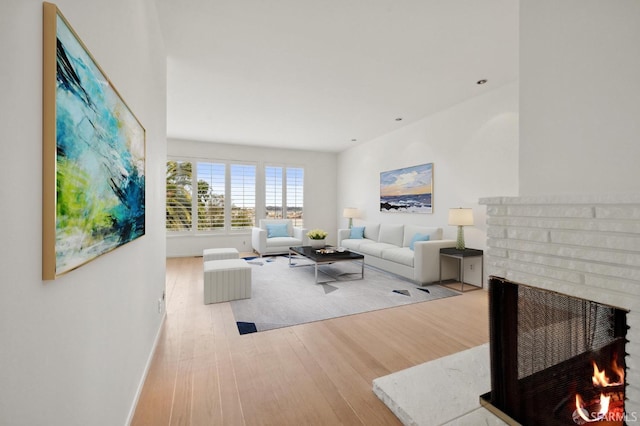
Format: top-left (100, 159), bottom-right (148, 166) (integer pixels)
top-left (251, 219), bottom-right (308, 256)
top-left (338, 223), bottom-right (457, 285)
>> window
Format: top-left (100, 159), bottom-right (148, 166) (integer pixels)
top-left (286, 167), bottom-right (304, 227)
top-left (265, 166), bottom-right (283, 219)
top-left (166, 160), bottom-right (256, 233)
top-left (265, 166), bottom-right (304, 227)
top-left (166, 160), bottom-right (192, 231)
top-left (230, 164), bottom-right (256, 229)
top-left (196, 162), bottom-right (225, 231)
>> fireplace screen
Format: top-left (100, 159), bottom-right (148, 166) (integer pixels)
top-left (481, 277), bottom-right (628, 425)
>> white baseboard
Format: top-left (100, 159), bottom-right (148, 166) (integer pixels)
top-left (125, 311), bottom-right (167, 426)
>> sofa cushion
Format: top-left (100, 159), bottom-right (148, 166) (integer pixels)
top-left (265, 236), bottom-right (302, 247)
top-left (266, 223), bottom-right (289, 238)
top-left (402, 226), bottom-right (442, 247)
top-left (409, 233), bottom-right (430, 250)
top-left (340, 238), bottom-right (375, 251)
top-left (381, 247), bottom-right (414, 267)
top-left (378, 224), bottom-right (404, 247)
top-left (362, 223), bottom-right (380, 241)
top-left (358, 242), bottom-right (398, 257)
top-left (349, 226), bottom-right (365, 239)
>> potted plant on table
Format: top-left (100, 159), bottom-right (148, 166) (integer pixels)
top-left (307, 229), bottom-right (328, 248)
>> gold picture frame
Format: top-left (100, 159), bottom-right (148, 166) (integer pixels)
top-left (43, 2), bottom-right (146, 280)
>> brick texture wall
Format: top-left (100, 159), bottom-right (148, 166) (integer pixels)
top-left (480, 194), bottom-right (640, 416)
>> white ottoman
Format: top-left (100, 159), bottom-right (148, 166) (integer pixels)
top-left (203, 259), bottom-right (251, 304)
top-left (203, 247), bottom-right (239, 262)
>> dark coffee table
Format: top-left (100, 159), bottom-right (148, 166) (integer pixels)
top-left (288, 246), bottom-right (365, 284)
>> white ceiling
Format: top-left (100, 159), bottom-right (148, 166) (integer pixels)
top-left (155, 0), bottom-right (518, 152)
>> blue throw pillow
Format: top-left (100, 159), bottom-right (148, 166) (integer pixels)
top-left (409, 233), bottom-right (430, 250)
top-left (266, 223), bottom-right (289, 238)
top-left (349, 226), bottom-right (365, 239)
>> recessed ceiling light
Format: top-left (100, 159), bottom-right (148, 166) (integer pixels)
top-left (395, 117), bottom-right (403, 121)
top-left (477, 79), bottom-right (488, 85)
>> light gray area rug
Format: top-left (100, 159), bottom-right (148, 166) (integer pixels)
top-left (230, 254), bottom-right (460, 333)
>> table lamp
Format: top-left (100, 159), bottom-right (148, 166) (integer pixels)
top-left (448, 208), bottom-right (474, 250)
top-left (343, 208), bottom-right (359, 228)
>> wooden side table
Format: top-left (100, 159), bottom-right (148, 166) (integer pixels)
top-left (439, 247), bottom-right (483, 292)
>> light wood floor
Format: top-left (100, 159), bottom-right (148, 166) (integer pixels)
top-left (131, 256), bottom-right (489, 425)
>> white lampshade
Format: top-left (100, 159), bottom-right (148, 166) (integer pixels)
top-left (343, 208), bottom-right (359, 218)
top-left (448, 208), bottom-right (474, 226)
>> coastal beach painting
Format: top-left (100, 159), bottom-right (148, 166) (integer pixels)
top-left (380, 163), bottom-right (433, 213)
top-left (42, 3), bottom-right (145, 279)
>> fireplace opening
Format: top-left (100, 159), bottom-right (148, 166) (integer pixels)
top-left (480, 277), bottom-right (628, 425)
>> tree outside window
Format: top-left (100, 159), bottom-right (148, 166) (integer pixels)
top-left (166, 160), bottom-right (258, 233)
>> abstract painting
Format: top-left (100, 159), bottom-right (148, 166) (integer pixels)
top-left (380, 163), bottom-right (433, 213)
top-left (43, 3), bottom-right (145, 279)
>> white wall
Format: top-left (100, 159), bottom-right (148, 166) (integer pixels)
top-left (520, 0), bottom-right (640, 195)
top-left (337, 82), bottom-right (519, 252)
top-left (167, 139), bottom-right (338, 256)
top-left (0, 1), bottom-right (166, 425)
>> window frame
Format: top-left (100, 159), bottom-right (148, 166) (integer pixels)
top-left (264, 164), bottom-right (305, 228)
top-left (166, 159), bottom-right (194, 232)
top-left (166, 157), bottom-right (258, 235)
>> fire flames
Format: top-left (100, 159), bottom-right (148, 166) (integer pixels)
top-left (575, 393), bottom-right (610, 423)
top-left (573, 355), bottom-right (625, 424)
top-left (592, 356), bottom-right (625, 387)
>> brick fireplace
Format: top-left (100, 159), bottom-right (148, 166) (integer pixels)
top-left (480, 195), bottom-right (640, 423)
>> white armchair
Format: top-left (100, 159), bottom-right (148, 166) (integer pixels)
top-left (251, 219), bottom-right (308, 256)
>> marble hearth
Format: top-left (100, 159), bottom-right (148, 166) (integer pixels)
top-left (373, 344), bottom-right (506, 425)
